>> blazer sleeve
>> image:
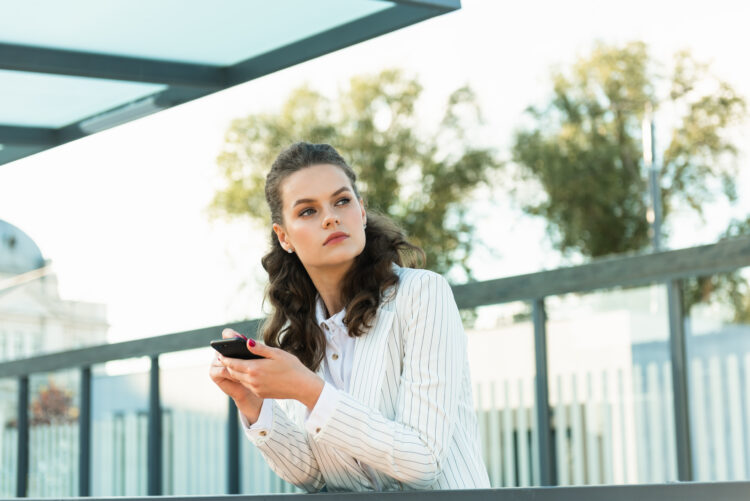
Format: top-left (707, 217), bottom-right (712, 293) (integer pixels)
top-left (310, 271), bottom-right (464, 489)
top-left (247, 399), bottom-right (325, 492)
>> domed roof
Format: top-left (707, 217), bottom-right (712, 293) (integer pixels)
top-left (0, 220), bottom-right (46, 275)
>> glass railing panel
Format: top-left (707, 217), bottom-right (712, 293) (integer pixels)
top-left (546, 284), bottom-right (676, 485)
top-left (683, 270), bottom-right (750, 481)
top-left (160, 348), bottom-right (228, 495)
top-left (464, 302), bottom-right (538, 487)
top-left (27, 369), bottom-right (81, 497)
top-left (0, 378), bottom-right (18, 496)
top-left (91, 357), bottom-right (150, 496)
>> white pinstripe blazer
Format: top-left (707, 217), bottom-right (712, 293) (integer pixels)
top-left (246, 266), bottom-right (490, 492)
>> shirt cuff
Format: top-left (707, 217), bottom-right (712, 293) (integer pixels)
top-left (239, 399), bottom-right (273, 442)
top-left (305, 382), bottom-right (342, 436)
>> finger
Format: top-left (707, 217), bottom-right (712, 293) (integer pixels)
top-left (220, 355), bottom-right (251, 372)
top-left (246, 338), bottom-right (275, 359)
top-left (222, 328), bottom-right (247, 340)
top-left (225, 366), bottom-right (248, 382)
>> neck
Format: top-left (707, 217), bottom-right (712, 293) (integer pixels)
top-left (304, 262), bottom-right (351, 317)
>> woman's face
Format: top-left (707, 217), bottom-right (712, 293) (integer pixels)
top-left (273, 163), bottom-right (367, 273)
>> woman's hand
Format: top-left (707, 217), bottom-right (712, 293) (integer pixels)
top-left (208, 329), bottom-right (264, 422)
top-left (217, 328), bottom-right (325, 411)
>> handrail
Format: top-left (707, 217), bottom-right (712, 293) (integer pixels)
top-left (2, 236), bottom-right (750, 379)
top-left (451, 235), bottom-right (750, 307)
top-left (2, 481), bottom-right (750, 501)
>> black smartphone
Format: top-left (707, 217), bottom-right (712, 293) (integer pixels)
top-left (210, 337), bottom-right (264, 360)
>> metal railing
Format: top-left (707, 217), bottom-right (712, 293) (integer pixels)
top-left (3, 482), bottom-right (750, 500)
top-left (2, 235), bottom-right (750, 496)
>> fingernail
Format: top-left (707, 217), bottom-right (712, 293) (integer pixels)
top-left (247, 338), bottom-right (256, 348)
top-left (235, 333), bottom-right (247, 341)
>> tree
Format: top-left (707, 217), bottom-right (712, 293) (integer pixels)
top-left (30, 380), bottom-right (78, 426)
top-left (209, 69), bottom-right (501, 278)
top-left (512, 41), bottom-right (746, 259)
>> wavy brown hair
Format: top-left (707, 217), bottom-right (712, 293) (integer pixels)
top-left (260, 142), bottom-right (424, 371)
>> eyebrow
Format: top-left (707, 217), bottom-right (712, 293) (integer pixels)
top-left (292, 186), bottom-right (352, 208)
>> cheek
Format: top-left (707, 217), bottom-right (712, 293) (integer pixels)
top-left (288, 223), bottom-right (317, 250)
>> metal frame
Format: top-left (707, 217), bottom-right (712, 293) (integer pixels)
top-left (4, 234), bottom-right (750, 494)
top-left (15, 377), bottom-right (28, 498)
top-left (532, 299), bottom-right (553, 486)
top-left (667, 280), bottom-right (693, 480)
top-left (3, 482), bottom-right (750, 501)
top-left (79, 367), bottom-right (92, 496)
top-left (0, 0), bottom-right (460, 166)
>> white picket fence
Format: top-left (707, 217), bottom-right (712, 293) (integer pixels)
top-left (473, 354), bottom-right (750, 487)
top-left (2, 354), bottom-right (749, 496)
top-left (0, 411), bottom-right (300, 497)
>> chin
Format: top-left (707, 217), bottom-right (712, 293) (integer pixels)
top-left (317, 244), bottom-right (364, 267)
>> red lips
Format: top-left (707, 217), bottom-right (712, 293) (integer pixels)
top-left (324, 231), bottom-right (349, 245)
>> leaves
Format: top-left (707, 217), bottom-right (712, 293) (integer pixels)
top-left (30, 380), bottom-right (78, 426)
top-left (210, 69), bottom-right (502, 278)
top-left (512, 41), bottom-right (746, 259)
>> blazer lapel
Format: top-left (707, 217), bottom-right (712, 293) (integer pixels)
top-left (348, 307), bottom-right (395, 409)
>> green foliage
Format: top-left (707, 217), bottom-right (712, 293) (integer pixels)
top-left (512, 41), bottom-right (746, 258)
top-left (683, 219), bottom-right (750, 323)
top-left (209, 69), bottom-right (501, 277)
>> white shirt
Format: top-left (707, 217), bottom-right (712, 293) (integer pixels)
top-left (240, 296), bottom-right (381, 488)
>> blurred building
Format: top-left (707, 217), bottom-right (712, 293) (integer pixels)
top-left (0, 219), bottom-right (109, 427)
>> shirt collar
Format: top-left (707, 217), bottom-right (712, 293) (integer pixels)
top-left (315, 295), bottom-right (346, 328)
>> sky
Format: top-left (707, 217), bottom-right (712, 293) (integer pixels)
top-left (1, 0), bottom-right (749, 344)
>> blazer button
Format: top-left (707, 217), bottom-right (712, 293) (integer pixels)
top-left (316, 427), bottom-right (321, 434)
top-left (332, 353), bottom-right (339, 360)
top-left (259, 431), bottom-right (267, 437)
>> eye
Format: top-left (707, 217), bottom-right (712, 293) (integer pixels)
top-left (335, 197), bottom-right (351, 206)
top-left (299, 207), bottom-right (316, 217)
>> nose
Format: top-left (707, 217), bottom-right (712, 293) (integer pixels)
top-left (322, 210), bottom-right (340, 228)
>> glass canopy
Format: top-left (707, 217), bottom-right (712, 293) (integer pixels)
top-left (0, 0), bottom-right (460, 166)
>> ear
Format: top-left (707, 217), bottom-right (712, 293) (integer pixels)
top-left (359, 198), bottom-right (367, 226)
top-left (272, 223), bottom-right (291, 251)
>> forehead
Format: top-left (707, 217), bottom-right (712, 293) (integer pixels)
top-left (280, 164), bottom-right (353, 206)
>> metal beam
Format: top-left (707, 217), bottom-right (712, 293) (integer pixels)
top-left (0, 43), bottom-right (225, 89)
top-left (79, 366), bottom-right (92, 496)
top-left (147, 355), bottom-right (162, 496)
top-left (227, 4), bottom-right (457, 86)
top-left (667, 280), bottom-right (693, 481)
top-left (0, 319), bottom-right (262, 378)
top-left (55, 86), bottom-right (213, 144)
top-left (452, 236), bottom-right (750, 308)
top-left (4, 236), bottom-right (750, 379)
top-left (381, 0), bottom-right (460, 9)
top-left (531, 299), bottom-right (554, 486)
top-left (0, 125), bottom-right (57, 146)
top-left (227, 399), bottom-right (240, 494)
top-left (16, 376), bottom-right (29, 498)
top-left (7, 482), bottom-right (750, 501)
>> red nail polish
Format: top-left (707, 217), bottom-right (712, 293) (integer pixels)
top-left (247, 338), bottom-right (256, 348)
top-left (235, 333), bottom-right (247, 341)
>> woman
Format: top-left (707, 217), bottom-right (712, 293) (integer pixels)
top-left (209, 142), bottom-right (489, 492)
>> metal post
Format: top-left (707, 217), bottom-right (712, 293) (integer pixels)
top-left (227, 398), bottom-right (240, 494)
top-left (79, 366), bottom-right (92, 496)
top-left (643, 106), bottom-right (663, 251)
top-left (147, 355), bottom-right (162, 495)
top-left (532, 298), bottom-right (555, 485)
top-left (667, 279), bottom-right (693, 480)
top-left (16, 376), bottom-right (29, 497)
